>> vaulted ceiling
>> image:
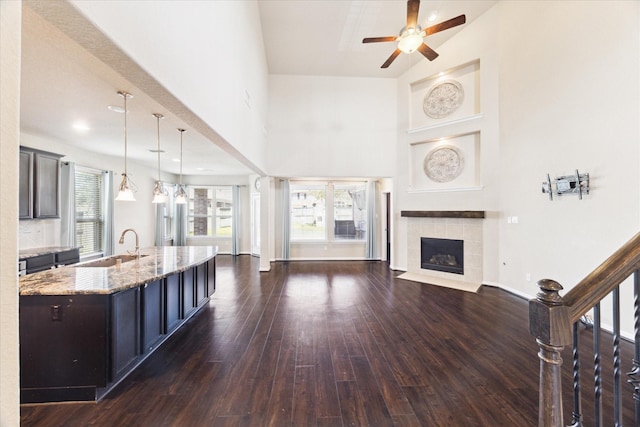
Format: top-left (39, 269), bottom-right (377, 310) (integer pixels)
top-left (20, 1), bottom-right (496, 176)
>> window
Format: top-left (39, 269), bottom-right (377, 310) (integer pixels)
top-left (289, 182), bottom-right (367, 242)
top-left (290, 184), bottom-right (326, 240)
top-left (187, 186), bottom-right (233, 237)
top-left (333, 183), bottom-right (367, 240)
top-left (75, 167), bottom-right (104, 257)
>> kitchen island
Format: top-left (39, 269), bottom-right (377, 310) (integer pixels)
top-left (19, 246), bottom-right (217, 404)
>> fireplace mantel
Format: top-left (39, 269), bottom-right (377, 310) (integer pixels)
top-left (401, 210), bottom-right (485, 219)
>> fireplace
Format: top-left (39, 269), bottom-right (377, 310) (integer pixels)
top-left (421, 237), bottom-right (464, 275)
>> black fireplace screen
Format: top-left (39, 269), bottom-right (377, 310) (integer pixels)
top-left (420, 237), bottom-right (464, 275)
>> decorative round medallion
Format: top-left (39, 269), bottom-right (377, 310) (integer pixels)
top-left (423, 79), bottom-right (464, 119)
top-left (254, 177), bottom-right (261, 191)
top-left (423, 146), bottom-right (464, 183)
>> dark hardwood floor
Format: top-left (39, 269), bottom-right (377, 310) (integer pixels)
top-left (20, 256), bottom-right (636, 426)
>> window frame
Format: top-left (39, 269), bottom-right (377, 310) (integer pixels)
top-left (74, 166), bottom-right (105, 258)
top-left (186, 185), bottom-right (233, 238)
top-left (289, 181), bottom-right (367, 243)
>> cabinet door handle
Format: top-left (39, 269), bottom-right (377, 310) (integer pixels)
top-left (51, 305), bottom-right (62, 321)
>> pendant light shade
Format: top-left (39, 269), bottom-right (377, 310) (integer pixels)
top-left (151, 113), bottom-right (168, 204)
top-left (175, 128), bottom-right (188, 205)
top-left (115, 90), bottom-right (137, 201)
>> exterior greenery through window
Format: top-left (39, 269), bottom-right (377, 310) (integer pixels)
top-left (75, 167), bottom-right (104, 257)
top-left (290, 182), bottom-right (367, 242)
top-left (187, 186), bottom-right (233, 237)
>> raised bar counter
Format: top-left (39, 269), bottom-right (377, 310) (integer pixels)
top-left (20, 246), bottom-right (218, 403)
top-left (20, 246), bottom-right (217, 295)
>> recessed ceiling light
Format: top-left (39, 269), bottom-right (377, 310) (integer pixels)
top-left (107, 105), bottom-right (125, 113)
top-left (72, 122), bottom-right (90, 132)
top-left (427, 11), bottom-right (438, 22)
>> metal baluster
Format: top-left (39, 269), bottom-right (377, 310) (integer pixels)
top-left (627, 269), bottom-right (640, 424)
top-left (594, 302), bottom-right (603, 427)
top-left (613, 286), bottom-right (622, 426)
top-left (568, 321), bottom-right (583, 427)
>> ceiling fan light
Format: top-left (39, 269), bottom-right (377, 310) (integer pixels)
top-left (398, 30), bottom-right (423, 53)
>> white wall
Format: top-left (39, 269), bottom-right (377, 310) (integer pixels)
top-left (69, 0), bottom-right (269, 174)
top-left (265, 75), bottom-right (396, 260)
top-left (394, 1), bottom-right (640, 337)
top-left (394, 5), bottom-right (501, 279)
top-left (266, 75), bottom-right (397, 177)
top-left (20, 132), bottom-right (165, 253)
top-left (0, 1), bottom-right (21, 424)
top-left (496, 1), bottom-right (639, 333)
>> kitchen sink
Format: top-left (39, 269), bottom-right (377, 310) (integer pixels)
top-left (77, 254), bottom-right (149, 268)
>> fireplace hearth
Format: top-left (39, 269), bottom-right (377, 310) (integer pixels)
top-left (421, 237), bottom-right (464, 275)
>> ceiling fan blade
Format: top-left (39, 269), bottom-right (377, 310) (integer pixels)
top-left (362, 36), bottom-right (398, 44)
top-left (406, 0), bottom-right (420, 29)
top-left (417, 43), bottom-right (439, 61)
top-left (381, 49), bottom-right (402, 68)
top-left (424, 14), bottom-right (466, 36)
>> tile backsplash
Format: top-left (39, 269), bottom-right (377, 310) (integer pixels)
top-left (19, 219), bottom-right (61, 249)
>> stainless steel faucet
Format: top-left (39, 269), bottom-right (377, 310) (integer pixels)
top-left (118, 228), bottom-right (140, 259)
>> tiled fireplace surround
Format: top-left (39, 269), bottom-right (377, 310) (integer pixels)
top-left (403, 211), bottom-right (484, 285)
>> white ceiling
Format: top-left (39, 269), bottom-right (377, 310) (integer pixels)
top-left (258, 0), bottom-right (496, 78)
top-left (20, 0), bottom-right (497, 177)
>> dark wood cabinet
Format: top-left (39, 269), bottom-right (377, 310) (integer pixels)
top-left (207, 257), bottom-right (216, 297)
top-left (19, 150), bottom-right (34, 219)
top-left (19, 147), bottom-right (62, 220)
top-left (110, 287), bottom-right (140, 380)
top-left (20, 249), bottom-right (79, 276)
top-left (20, 257), bottom-right (216, 403)
top-left (23, 253), bottom-right (55, 274)
top-left (34, 151), bottom-right (61, 218)
top-left (166, 273), bottom-right (181, 332)
top-left (55, 248), bottom-right (80, 266)
top-left (20, 294), bottom-right (108, 403)
top-left (142, 280), bottom-right (164, 354)
top-left (196, 263), bottom-right (208, 306)
top-left (182, 267), bottom-right (196, 318)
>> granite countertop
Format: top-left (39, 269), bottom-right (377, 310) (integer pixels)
top-left (19, 246), bottom-right (80, 259)
top-left (19, 246), bottom-right (217, 296)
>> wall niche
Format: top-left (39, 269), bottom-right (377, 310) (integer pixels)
top-left (409, 59), bottom-right (481, 131)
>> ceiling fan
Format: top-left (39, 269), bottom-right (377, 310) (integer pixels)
top-left (362, 0), bottom-right (466, 68)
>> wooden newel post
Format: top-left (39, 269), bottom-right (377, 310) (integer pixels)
top-left (529, 279), bottom-right (573, 427)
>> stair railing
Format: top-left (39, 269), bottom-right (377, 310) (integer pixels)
top-left (529, 232), bottom-right (640, 426)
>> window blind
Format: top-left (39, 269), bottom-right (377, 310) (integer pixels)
top-left (75, 169), bottom-right (103, 256)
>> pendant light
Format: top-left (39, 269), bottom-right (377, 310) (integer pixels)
top-left (115, 90), bottom-right (137, 201)
top-left (151, 113), bottom-right (168, 204)
top-left (174, 128), bottom-right (188, 204)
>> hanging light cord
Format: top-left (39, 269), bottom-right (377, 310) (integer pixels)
top-left (155, 114), bottom-right (163, 182)
top-left (123, 93), bottom-right (128, 175)
top-left (178, 128), bottom-right (185, 185)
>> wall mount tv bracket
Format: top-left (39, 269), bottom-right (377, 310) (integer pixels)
top-left (541, 169), bottom-right (590, 201)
